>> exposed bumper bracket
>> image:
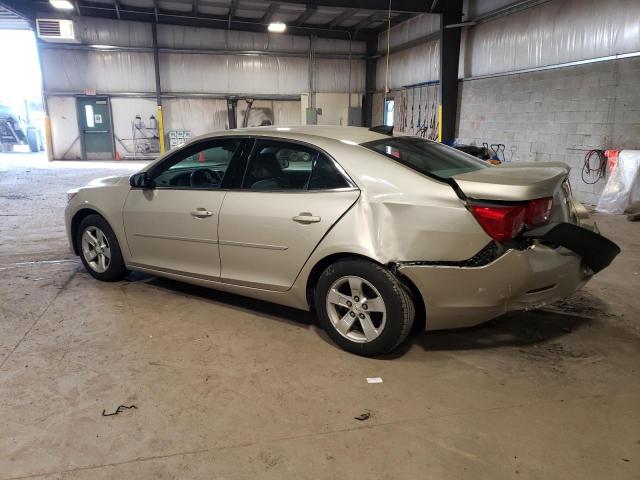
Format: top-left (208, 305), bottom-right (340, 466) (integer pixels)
top-left (523, 222), bottom-right (620, 274)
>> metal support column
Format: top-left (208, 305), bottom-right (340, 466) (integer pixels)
top-left (438, 0), bottom-right (463, 144)
top-left (362, 40), bottom-right (377, 127)
top-left (227, 97), bottom-right (238, 129)
top-left (152, 22), bottom-right (166, 154)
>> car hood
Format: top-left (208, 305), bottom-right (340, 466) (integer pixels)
top-left (85, 175), bottom-right (129, 188)
top-left (452, 162), bottom-right (570, 201)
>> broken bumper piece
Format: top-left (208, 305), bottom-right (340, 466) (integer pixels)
top-left (396, 223), bottom-right (619, 331)
top-left (523, 222), bottom-right (620, 274)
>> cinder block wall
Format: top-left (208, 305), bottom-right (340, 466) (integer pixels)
top-left (456, 57), bottom-right (640, 205)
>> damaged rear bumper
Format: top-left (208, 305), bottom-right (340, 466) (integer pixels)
top-left (397, 223), bottom-right (620, 331)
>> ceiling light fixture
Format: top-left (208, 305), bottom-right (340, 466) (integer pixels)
top-left (268, 22), bottom-right (286, 33)
top-left (50, 0), bottom-right (75, 10)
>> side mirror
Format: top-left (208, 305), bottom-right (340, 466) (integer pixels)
top-left (129, 172), bottom-right (154, 189)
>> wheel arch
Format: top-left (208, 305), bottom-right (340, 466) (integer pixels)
top-left (70, 208), bottom-right (106, 255)
top-left (305, 252), bottom-right (426, 332)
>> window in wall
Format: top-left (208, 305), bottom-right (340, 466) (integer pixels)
top-left (84, 105), bottom-right (95, 128)
top-left (384, 99), bottom-right (394, 127)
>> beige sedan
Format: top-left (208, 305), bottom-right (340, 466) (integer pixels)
top-left (65, 126), bottom-right (619, 355)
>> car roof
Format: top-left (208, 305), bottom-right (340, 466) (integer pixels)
top-left (218, 125), bottom-right (388, 145)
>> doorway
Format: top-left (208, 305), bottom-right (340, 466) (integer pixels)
top-left (77, 96), bottom-right (114, 160)
top-left (0, 29), bottom-right (45, 156)
top-left (384, 99), bottom-right (394, 127)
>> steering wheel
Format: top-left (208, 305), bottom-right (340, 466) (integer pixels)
top-left (190, 168), bottom-right (222, 187)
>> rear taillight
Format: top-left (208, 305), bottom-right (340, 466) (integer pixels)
top-left (525, 197), bottom-right (553, 227)
top-left (469, 204), bottom-right (526, 242)
top-left (469, 197), bottom-right (554, 242)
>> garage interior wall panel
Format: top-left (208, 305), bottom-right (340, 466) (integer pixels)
top-left (163, 98), bottom-right (229, 136)
top-left (316, 59), bottom-right (365, 93)
top-left (376, 39), bottom-right (439, 90)
top-left (160, 53), bottom-right (363, 95)
top-left (41, 49), bottom-right (155, 93)
top-left (270, 101), bottom-right (302, 125)
top-left (236, 100), bottom-right (302, 127)
top-left (110, 97), bottom-right (158, 156)
top-left (75, 17), bottom-right (152, 47)
top-left (315, 94), bottom-right (362, 126)
top-left (376, 0), bottom-right (640, 89)
top-left (377, 13), bottom-right (439, 52)
top-left (158, 24), bottom-right (365, 55)
top-left (463, 0), bottom-right (640, 77)
top-left (456, 56), bottom-right (640, 205)
top-left (47, 96), bottom-right (81, 160)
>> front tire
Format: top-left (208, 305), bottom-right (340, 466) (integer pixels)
top-left (315, 259), bottom-right (414, 356)
top-left (77, 214), bottom-right (127, 282)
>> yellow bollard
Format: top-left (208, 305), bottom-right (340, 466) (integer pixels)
top-left (44, 115), bottom-right (53, 161)
top-left (157, 106), bottom-right (166, 154)
top-left (437, 104), bottom-right (442, 143)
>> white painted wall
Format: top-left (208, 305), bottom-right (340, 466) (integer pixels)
top-left (163, 98), bottom-right (229, 137)
top-left (110, 97), bottom-right (158, 157)
top-left (300, 93), bottom-right (362, 126)
top-left (47, 96), bottom-right (81, 160)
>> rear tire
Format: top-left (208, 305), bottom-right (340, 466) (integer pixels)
top-left (26, 127), bottom-right (39, 153)
top-left (77, 214), bottom-right (127, 282)
top-left (315, 258), bottom-right (414, 356)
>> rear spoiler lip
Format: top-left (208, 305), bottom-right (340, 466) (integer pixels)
top-left (369, 125), bottom-right (394, 136)
top-left (451, 166), bottom-right (569, 202)
top-left (523, 222), bottom-right (620, 274)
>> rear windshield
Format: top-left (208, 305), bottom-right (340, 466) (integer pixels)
top-left (362, 137), bottom-right (488, 180)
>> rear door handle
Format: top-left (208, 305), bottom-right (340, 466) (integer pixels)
top-left (191, 208), bottom-right (213, 218)
top-left (293, 213), bottom-right (321, 223)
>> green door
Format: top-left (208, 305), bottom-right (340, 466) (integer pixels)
top-left (77, 97), bottom-right (114, 160)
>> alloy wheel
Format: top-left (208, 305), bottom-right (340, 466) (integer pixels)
top-left (325, 275), bottom-right (387, 343)
top-left (81, 226), bottom-right (111, 273)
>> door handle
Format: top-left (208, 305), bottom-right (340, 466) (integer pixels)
top-left (293, 213), bottom-right (321, 224)
top-left (190, 208), bottom-right (213, 218)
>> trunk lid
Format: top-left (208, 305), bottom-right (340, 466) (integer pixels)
top-left (452, 162), bottom-right (569, 201)
top-left (452, 162), bottom-right (574, 224)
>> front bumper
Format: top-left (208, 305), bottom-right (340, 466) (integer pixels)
top-left (397, 223), bottom-right (620, 331)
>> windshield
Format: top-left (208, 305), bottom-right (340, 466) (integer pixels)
top-left (362, 137), bottom-right (488, 180)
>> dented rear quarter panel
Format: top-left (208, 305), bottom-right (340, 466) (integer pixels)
top-left (288, 139), bottom-right (493, 308)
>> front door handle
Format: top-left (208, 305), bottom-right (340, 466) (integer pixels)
top-left (191, 208), bottom-right (213, 218)
top-left (293, 213), bottom-right (321, 224)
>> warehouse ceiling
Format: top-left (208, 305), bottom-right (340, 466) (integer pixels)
top-left (0, 4), bottom-right (30, 29)
top-left (0, 0), bottom-right (435, 40)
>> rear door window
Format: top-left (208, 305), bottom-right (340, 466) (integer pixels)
top-left (242, 139), bottom-right (351, 191)
top-left (363, 137), bottom-right (488, 180)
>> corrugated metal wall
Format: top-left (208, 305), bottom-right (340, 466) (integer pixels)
top-left (41, 16), bottom-right (366, 159)
top-left (376, 0), bottom-right (640, 89)
top-left (41, 16), bottom-right (366, 95)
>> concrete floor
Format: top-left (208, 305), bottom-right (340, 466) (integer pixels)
top-left (1, 152), bottom-right (639, 479)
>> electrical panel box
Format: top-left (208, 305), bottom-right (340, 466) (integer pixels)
top-left (168, 130), bottom-right (192, 149)
top-left (305, 108), bottom-right (318, 125)
top-left (348, 107), bottom-right (362, 127)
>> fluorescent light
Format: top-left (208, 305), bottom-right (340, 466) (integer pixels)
top-left (276, 127), bottom-right (291, 131)
top-left (90, 44), bottom-right (117, 49)
top-left (50, 0), bottom-right (75, 10)
top-left (268, 22), bottom-right (286, 33)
